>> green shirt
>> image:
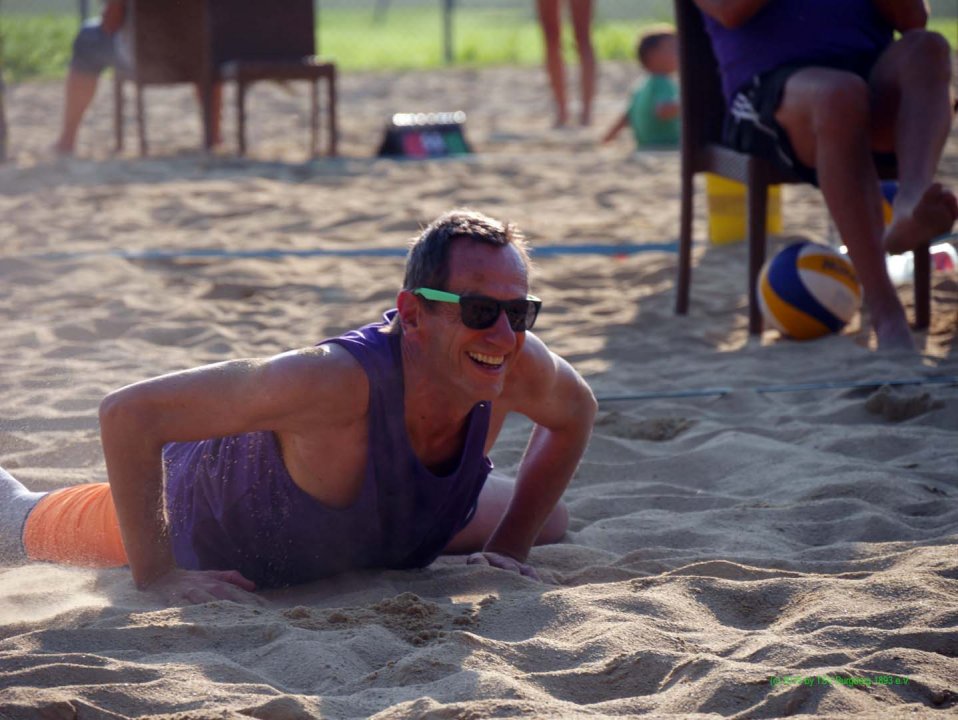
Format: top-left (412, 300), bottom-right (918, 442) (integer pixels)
top-left (627, 74), bottom-right (679, 148)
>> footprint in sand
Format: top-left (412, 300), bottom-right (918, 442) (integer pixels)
top-left (864, 384), bottom-right (944, 422)
top-left (595, 411), bottom-right (694, 441)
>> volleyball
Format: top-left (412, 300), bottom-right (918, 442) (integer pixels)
top-left (757, 242), bottom-right (862, 340)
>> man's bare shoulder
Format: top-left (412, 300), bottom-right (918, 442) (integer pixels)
top-left (501, 332), bottom-right (595, 427)
top-left (265, 342), bottom-right (369, 425)
top-left (503, 333), bottom-right (560, 404)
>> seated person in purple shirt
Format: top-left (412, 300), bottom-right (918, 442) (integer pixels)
top-left (697, 0), bottom-right (957, 350)
top-left (0, 210), bottom-right (597, 605)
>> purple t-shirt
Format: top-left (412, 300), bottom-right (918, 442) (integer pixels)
top-left (703, 0), bottom-right (893, 103)
top-left (162, 310), bottom-right (493, 588)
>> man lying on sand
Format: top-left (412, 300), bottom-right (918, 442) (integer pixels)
top-left (0, 209), bottom-right (597, 604)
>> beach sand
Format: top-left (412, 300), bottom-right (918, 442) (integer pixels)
top-left (0, 62), bottom-right (956, 718)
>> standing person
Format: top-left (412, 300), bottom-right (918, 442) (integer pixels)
top-left (602, 27), bottom-right (680, 149)
top-left (695, 0), bottom-right (957, 350)
top-left (53, 0), bottom-right (222, 156)
top-left (0, 210), bottom-right (597, 605)
top-left (536, 0), bottom-right (597, 127)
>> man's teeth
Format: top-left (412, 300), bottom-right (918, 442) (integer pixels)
top-left (468, 352), bottom-right (504, 366)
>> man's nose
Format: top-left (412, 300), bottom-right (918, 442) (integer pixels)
top-left (483, 309), bottom-right (517, 345)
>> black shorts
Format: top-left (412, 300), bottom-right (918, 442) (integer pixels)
top-left (723, 52), bottom-right (892, 186)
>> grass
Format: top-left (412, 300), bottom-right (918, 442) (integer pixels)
top-left (0, 7), bottom-right (954, 83)
top-left (0, 7), bottom-right (670, 82)
top-left (1, 13), bottom-right (77, 82)
top-left (316, 6), bottom-right (662, 70)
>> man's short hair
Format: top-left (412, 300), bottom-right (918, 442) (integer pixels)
top-left (386, 209), bottom-right (532, 333)
top-left (402, 209), bottom-right (530, 291)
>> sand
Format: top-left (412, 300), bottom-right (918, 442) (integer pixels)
top-left (0, 61), bottom-right (956, 719)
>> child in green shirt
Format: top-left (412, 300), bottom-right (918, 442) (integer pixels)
top-left (602, 28), bottom-right (679, 149)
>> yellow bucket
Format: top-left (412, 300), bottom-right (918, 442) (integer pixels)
top-left (706, 174), bottom-right (783, 245)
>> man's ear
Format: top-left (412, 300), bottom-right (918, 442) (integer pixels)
top-left (396, 290), bottom-right (421, 333)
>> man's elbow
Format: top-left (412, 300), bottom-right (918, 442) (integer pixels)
top-left (577, 383), bottom-right (599, 428)
top-left (98, 386), bottom-right (156, 444)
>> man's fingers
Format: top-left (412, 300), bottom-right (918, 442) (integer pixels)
top-left (183, 587), bottom-right (216, 605)
top-left (149, 569), bottom-right (264, 606)
top-left (213, 569), bottom-right (257, 591)
top-left (467, 552), bottom-right (541, 581)
top-left (519, 564), bottom-right (541, 581)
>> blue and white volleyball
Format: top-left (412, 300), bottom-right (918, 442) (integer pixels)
top-left (757, 242), bottom-right (862, 340)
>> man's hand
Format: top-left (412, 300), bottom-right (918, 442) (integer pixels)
top-left (467, 551), bottom-right (541, 581)
top-left (146, 568), bottom-right (265, 606)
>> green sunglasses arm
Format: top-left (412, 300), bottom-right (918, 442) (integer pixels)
top-left (414, 288), bottom-right (541, 304)
top-left (412, 288), bottom-right (461, 303)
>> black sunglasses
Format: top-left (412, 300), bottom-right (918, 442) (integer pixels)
top-left (412, 287), bottom-right (542, 332)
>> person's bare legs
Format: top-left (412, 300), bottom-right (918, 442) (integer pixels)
top-left (443, 472), bottom-right (569, 554)
top-left (776, 67), bottom-right (914, 350)
top-left (537, 0), bottom-right (568, 127)
top-left (53, 69), bottom-right (99, 155)
top-left (868, 30), bottom-right (957, 255)
top-left (568, 0), bottom-right (595, 126)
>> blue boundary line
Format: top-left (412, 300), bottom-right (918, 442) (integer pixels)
top-left (18, 242), bottom-right (678, 263)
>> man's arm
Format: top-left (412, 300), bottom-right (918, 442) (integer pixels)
top-left (99, 344), bottom-right (366, 599)
top-left (479, 334), bottom-right (597, 567)
top-left (692, 0), bottom-right (771, 29)
top-left (870, 0), bottom-right (928, 33)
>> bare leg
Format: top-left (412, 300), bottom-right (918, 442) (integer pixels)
top-left (568, 0), bottom-right (595, 126)
top-left (776, 67), bottom-right (914, 350)
top-left (536, 0), bottom-right (568, 127)
top-left (53, 69), bottom-right (100, 155)
top-left (868, 30), bottom-right (957, 254)
top-left (0, 466), bottom-right (46, 563)
top-left (443, 471), bottom-right (569, 554)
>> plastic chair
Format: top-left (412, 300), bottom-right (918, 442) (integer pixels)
top-left (672, 0), bottom-right (929, 334)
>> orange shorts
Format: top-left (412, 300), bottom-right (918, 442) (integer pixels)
top-left (22, 483), bottom-right (128, 567)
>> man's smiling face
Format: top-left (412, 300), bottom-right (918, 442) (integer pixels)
top-left (418, 237), bottom-right (531, 403)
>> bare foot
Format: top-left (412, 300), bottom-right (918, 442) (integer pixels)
top-left (884, 183), bottom-right (958, 255)
top-left (51, 140), bottom-right (75, 157)
top-left (871, 307), bottom-right (917, 352)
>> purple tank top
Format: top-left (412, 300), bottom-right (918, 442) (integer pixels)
top-left (703, 0), bottom-right (893, 103)
top-left (162, 310), bottom-right (493, 588)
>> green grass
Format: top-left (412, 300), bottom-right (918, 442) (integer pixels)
top-left (1, 8), bottom-right (954, 83)
top-left (316, 6), bottom-right (663, 70)
top-left (1, 14), bottom-right (77, 81)
top-left (0, 8), bottom-right (667, 82)
top-left (928, 18), bottom-right (958, 48)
